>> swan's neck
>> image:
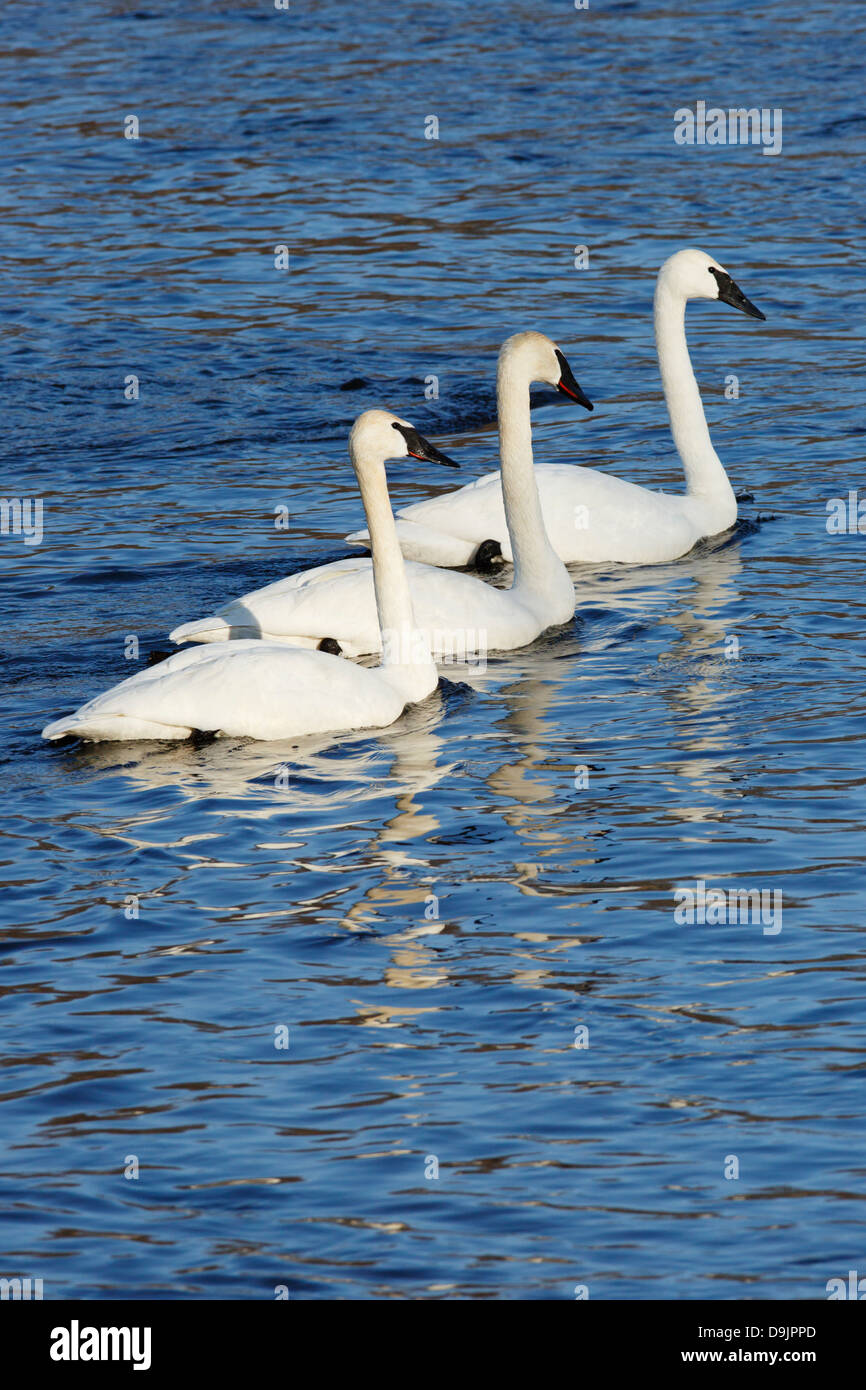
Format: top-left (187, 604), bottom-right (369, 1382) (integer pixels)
top-left (654, 281), bottom-right (736, 505)
top-left (497, 356), bottom-right (572, 607)
top-left (355, 454), bottom-right (437, 703)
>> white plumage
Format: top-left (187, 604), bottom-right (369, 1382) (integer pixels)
top-left (170, 554), bottom-right (549, 660)
top-left (41, 640), bottom-right (408, 743)
top-left (170, 332), bottom-right (591, 659)
top-left (346, 249), bottom-right (765, 568)
top-left (42, 412), bottom-right (447, 743)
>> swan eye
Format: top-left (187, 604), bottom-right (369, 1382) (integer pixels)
top-left (391, 421), bottom-right (414, 444)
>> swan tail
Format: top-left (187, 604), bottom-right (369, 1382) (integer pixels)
top-left (42, 713), bottom-right (192, 742)
top-left (169, 615), bottom-right (233, 645)
top-left (346, 519), bottom-right (476, 568)
top-left (42, 714), bottom-right (85, 741)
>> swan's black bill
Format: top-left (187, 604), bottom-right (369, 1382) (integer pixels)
top-left (391, 420), bottom-right (459, 467)
top-left (708, 266), bottom-right (766, 321)
top-left (554, 349), bottom-right (593, 410)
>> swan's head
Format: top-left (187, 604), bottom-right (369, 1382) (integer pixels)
top-left (499, 331), bottom-right (593, 409)
top-left (661, 248), bottom-right (765, 320)
top-left (349, 409), bottom-right (459, 471)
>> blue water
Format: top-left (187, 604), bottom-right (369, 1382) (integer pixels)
top-left (2, 0), bottom-right (865, 1299)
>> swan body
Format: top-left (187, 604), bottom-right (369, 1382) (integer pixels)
top-left (41, 640), bottom-right (408, 742)
top-left (170, 333), bottom-right (592, 660)
top-left (42, 412), bottom-right (447, 743)
top-left (170, 553), bottom-right (562, 660)
top-left (346, 249), bottom-right (765, 568)
top-left (371, 464), bottom-right (721, 567)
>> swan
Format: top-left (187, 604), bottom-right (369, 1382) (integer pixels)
top-left (168, 332), bottom-right (593, 660)
top-left (41, 412), bottom-right (454, 743)
top-left (345, 249), bottom-right (765, 568)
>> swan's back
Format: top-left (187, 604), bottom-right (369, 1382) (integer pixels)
top-left (398, 462), bottom-right (715, 565)
top-left (42, 641), bottom-right (406, 742)
top-left (398, 470), bottom-right (507, 540)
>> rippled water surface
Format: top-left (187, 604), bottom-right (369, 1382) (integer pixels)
top-left (2, 0), bottom-right (865, 1299)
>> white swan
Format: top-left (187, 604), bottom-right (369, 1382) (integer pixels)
top-left (345, 249), bottom-right (765, 568)
top-left (41, 412), bottom-right (451, 743)
top-left (168, 333), bottom-right (592, 660)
